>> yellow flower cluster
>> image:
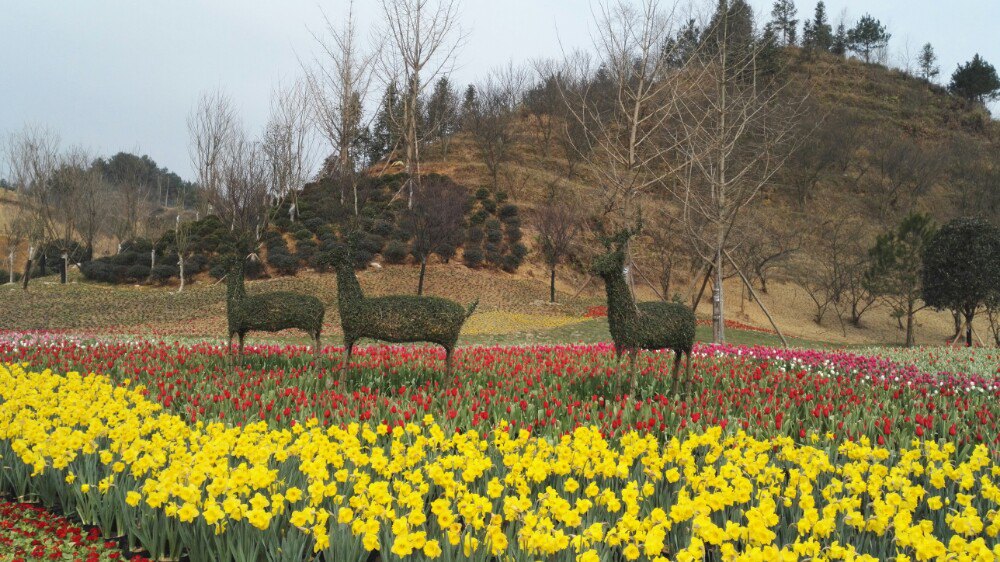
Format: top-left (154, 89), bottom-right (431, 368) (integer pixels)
top-left (1, 363), bottom-right (1000, 561)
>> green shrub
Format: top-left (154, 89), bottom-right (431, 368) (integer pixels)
top-left (463, 246), bottom-right (484, 268)
top-left (383, 240), bottom-right (409, 264)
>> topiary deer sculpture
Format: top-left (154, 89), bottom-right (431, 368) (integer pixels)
top-left (591, 229), bottom-right (696, 383)
top-left (330, 244), bottom-right (477, 375)
top-left (226, 255), bottom-right (325, 355)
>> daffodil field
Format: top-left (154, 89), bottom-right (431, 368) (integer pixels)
top-left (1, 334), bottom-right (1000, 560)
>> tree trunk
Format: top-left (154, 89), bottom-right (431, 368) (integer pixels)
top-left (178, 256), bottom-right (185, 292)
top-left (22, 255), bottom-right (33, 290)
top-left (952, 310), bottom-right (962, 340)
top-left (8, 253), bottom-right (14, 284)
top-left (966, 308), bottom-right (975, 347)
top-left (417, 256), bottom-right (427, 296)
top-left (550, 267), bottom-right (556, 303)
top-left (713, 249), bottom-right (725, 342)
top-left (904, 300), bottom-right (915, 347)
top-left (60, 253), bottom-right (68, 284)
top-left (39, 252), bottom-right (47, 277)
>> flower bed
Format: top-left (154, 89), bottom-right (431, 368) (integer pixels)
top-left (1, 340), bottom-right (998, 449)
top-left (1, 363), bottom-right (999, 561)
top-left (0, 500), bottom-right (150, 561)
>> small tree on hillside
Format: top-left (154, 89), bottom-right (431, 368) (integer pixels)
top-left (949, 54), bottom-right (1000, 104)
top-left (831, 21), bottom-right (847, 56)
top-left (802, 1), bottom-right (833, 53)
top-left (768, 0), bottom-right (798, 46)
top-left (864, 212), bottom-right (936, 347)
top-left (466, 63), bottom-right (526, 191)
top-left (535, 181), bottom-right (582, 303)
top-left (847, 14), bottom-right (890, 64)
top-left (424, 76), bottom-right (461, 159)
top-left (918, 43), bottom-right (940, 83)
top-left (403, 175), bottom-right (468, 295)
top-left (922, 217), bottom-right (1000, 347)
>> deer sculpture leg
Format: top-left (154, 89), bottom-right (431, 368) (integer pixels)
top-left (343, 337), bottom-right (355, 370)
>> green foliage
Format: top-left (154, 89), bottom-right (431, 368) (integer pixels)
top-left (702, 0), bottom-right (756, 60)
top-left (465, 190), bottom-right (526, 272)
top-left (918, 43), bottom-right (940, 82)
top-left (94, 152), bottom-right (197, 208)
top-left (331, 244), bottom-right (477, 371)
top-left (80, 216), bottom-right (240, 285)
top-left (949, 54), bottom-right (1000, 103)
top-left (768, 0), bottom-right (798, 46)
top-left (864, 213), bottom-right (937, 346)
top-left (847, 14), bottom-right (890, 63)
top-left (802, 1), bottom-right (832, 52)
top-left (225, 256), bottom-right (324, 352)
top-left (591, 230), bottom-right (696, 373)
top-left (922, 217), bottom-right (1000, 344)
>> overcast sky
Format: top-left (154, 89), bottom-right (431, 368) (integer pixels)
top-left (1, 0), bottom-right (997, 181)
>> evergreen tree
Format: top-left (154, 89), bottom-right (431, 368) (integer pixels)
top-left (424, 77), bottom-right (460, 158)
top-left (918, 43), bottom-right (939, 82)
top-left (757, 26), bottom-right (783, 76)
top-left (847, 14), bottom-right (890, 64)
top-left (702, 0), bottom-right (756, 61)
top-left (802, 2), bottom-right (833, 52)
top-left (864, 212), bottom-right (937, 347)
top-left (949, 54), bottom-right (1000, 103)
top-left (769, 0), bottom-right (798, 46)
top-left (922, 217), bottom-right (1000, 347)
top-left (831, 22), bottom-right (847, 56)
top-left (365, 82), bottom-right (404, 166)
top-left (460, 84), bottom-right (478, 129)
top-left (672, 18), bottom-right (701, 66)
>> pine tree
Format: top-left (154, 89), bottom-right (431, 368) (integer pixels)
top-left (831, 22), bottom-right (847, 56)
top-left (702, 0), bottom-right (756, 61)
top-left (672, 18), bottom-right (701, 66)
top-left (769, 0), bottom-right (798, 46)
top-left (425, 77), bottom-right (460, 158)
top-left (949, 54), bottom-right (1000, 103)
top-left (802, 1), bottom-right (833, 52)
top-left (847, 14), bottom-right (890, 64)
top-left (918, 43), bottom-right (939, 82)
top-left (366, 81), bottom-right (404, 166)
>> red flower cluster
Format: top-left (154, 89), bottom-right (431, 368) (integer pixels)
top-left (0, 501), bottom-right (150, 562)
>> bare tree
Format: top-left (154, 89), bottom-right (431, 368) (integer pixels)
top-left (535, 180), bottom-right (583, 302)
top-left (263, 79), bottom-right (319, 220)
top-left (672, 6), bottom-right (805, 342)
top-left (174, 215), bottom-right (192, 292)
top-left (403, 175), bottom-right (468, 295)
top-left (524, 59), bottom-right (563, 158)
top-left (304, 1), bottom-right (378, 212)
top-left (5, 125), bottom-right (59, 289)
top-left (207, 130), bottom-right (273, 246)
top-left (855, 130), bottom-right (942, 222)
top-left (731, 209), bottom-right (801, 293)
top-left (379, 0), bottom-right (466, 208)
top-left (188, 90), bottom-right (238, 216)
top-left (467, 62), bottom-right (528, 190)
top-left (785, 107), bottom-right (857, 205)
top-left (1, 214), bottom-right (28, 283)
top-left (73, 159), bottom-right (108, 261)
top-left (559, 0), bottom-right (685, 222)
